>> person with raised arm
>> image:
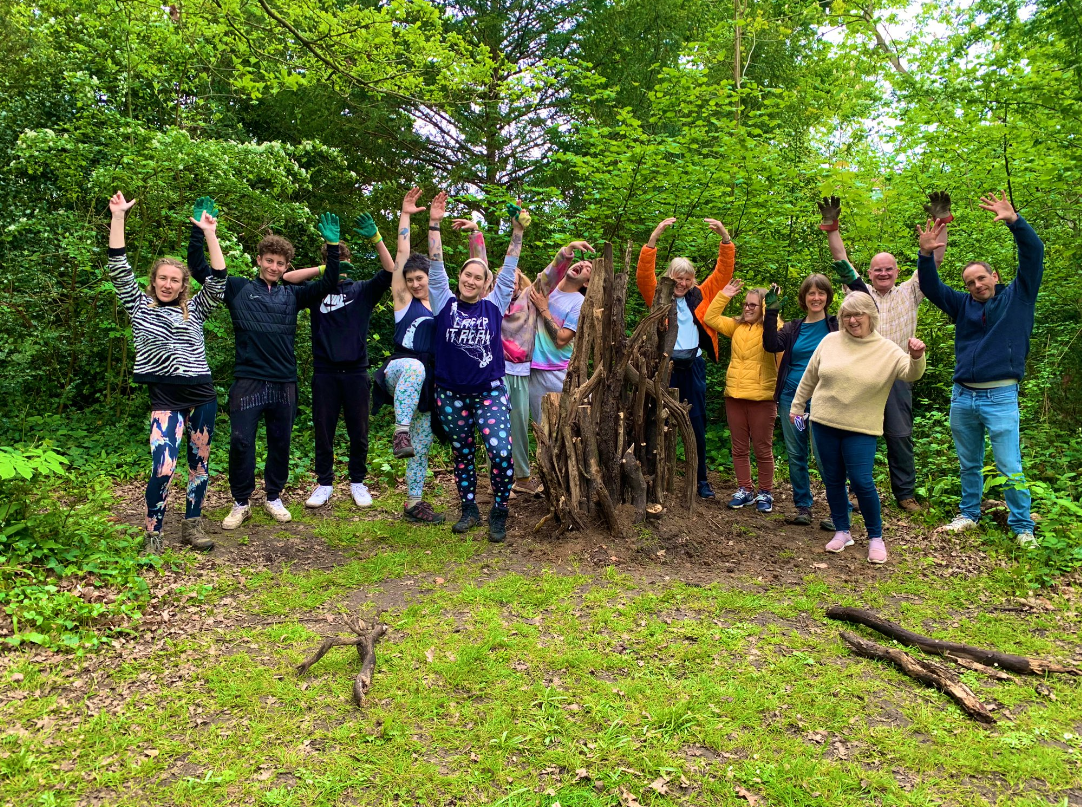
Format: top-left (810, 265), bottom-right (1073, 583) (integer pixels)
top-left (702, 226), bottom-right (779, 512)
top-left (368, 188), bottom-right (444, 524)
top-left (188, 200), bottom-right (340, 530)
top-left (280, 213), bottom-right (394, 510)
top-left (818, 192), bottom-right (950, 514)
top-left (788, 293), bottom-right (927, 564)
top-left (107, 192), bottom-right (226, 554)
top-left (636, 216), bottom-right (735, 499)
top-left (428, 191), bottom-right (523, 542)
top-left (762, 266), bottom-right (870, 528)
top-left (916, 192), bottom-right (1044, 548)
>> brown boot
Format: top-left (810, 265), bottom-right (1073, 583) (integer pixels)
top-left (180, 517), bottom-right (215, 552)
top-left (897, 498), bottom-right (922, 514)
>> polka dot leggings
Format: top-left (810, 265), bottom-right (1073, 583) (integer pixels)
top-left (436, 384), bottom-right (515, 508)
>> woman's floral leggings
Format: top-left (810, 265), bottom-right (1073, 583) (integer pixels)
top-left (385, 358), bottom-right (434, 499)
top-left (146, 401), bottom-right (217, 533)
top-left (436, 384), bottom-right (514, 508)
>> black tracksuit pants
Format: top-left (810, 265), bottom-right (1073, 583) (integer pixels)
top-left (311, 371), bottom-right (370, 486)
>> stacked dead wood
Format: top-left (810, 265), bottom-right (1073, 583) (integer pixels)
top-left (532, 243), bottom-right (696, 537)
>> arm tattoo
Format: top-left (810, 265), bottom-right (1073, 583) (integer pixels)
top-left (541, 312), bottom-right (560, 341)
top-left (508, 230), bottom-right (523, 258)
top-left (399, 227), bottom-right (409, 237)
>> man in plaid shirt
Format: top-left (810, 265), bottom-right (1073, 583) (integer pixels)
top-left (817, 192), bottom-right (952, 514)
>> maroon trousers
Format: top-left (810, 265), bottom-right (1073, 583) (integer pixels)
top-left (725, 397), bottom-right (777, 492)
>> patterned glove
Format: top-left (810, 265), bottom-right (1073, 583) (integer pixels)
top-left (507, 202), bottom-right (531, 228)
top-left (924, 191), bottom-right (953, 224)
top-left (317, 213), bottom-right (340, 244)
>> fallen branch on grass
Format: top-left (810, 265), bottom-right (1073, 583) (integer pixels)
top-left (296, 613), bottom-right (389, 706)
top-left (825, 606), bottom-right (1079, 676)
top-left (839, 631), bottom-right (996, 724)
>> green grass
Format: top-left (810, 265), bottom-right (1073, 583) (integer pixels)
top-left (3, 524), bottom-right (1081, 807)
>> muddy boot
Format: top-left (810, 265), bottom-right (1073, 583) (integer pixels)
top-left (180, 517), bottom-right (215, 552)
top-left (143, 530), bottom-right (164, 555)
top-left (488, 506), bottom-right (509, 543)
top-left (452, 502), bottom-right (481, 534)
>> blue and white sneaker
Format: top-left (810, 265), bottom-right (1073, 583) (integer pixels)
top-left (727, 487), bottom-right (756, 509)
top-left (755, 490), bottom-right (774, 513)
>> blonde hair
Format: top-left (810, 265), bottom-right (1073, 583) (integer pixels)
top-left (666, 257), bottom-right (696, 280)
top-left (736, 288), bottom-right (768, 324)
top-left (148, 257), bottom-right (191, 320)
top-left (838, 291), bottom-right (879, 332)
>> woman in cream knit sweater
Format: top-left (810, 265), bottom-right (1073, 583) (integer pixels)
top-left (789, 293), bottom-right (926, 564)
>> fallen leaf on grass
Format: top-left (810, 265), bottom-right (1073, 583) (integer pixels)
top-left (10, 673), bottom-right (23, 683)
top-left (425, 648), bottom-right (435, 663)
top-left (144, 749), bottom-right (159, 758)
top-left (254, 768), bottom-right (275, 781)
top-left (616, 786), bottom-right (642, 807)
top-left (648, 774), bottom-right (671, 795)
top-left (575, 768), bottom-right (589, 781)
top-left (734, 785), bottom-right (760, 805)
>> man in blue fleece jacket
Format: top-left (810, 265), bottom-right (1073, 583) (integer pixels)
top-left (916, 191), bottom-right (1044, 548)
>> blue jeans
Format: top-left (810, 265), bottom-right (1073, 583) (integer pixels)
top-left (812, 422), bottom-right (882, 538)
top-left (671, 356), bottom-right (709, 484)
top-left (779, 390), bottom-right (822, 510)
top-left (949, 383), bottom-right (1033, 534)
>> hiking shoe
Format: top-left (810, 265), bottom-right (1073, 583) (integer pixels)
top-left (351, 482), bottom-right (373, 508)
top-left (264, 498), bottom-right (292, 523)
top-left (786, 507), bottom-right (812, 526)
top-left (1015, 531), bottom-right (1038, 549)
top-left (825, 531), bottom-right (854, 553)
top-left (403, 501), bottom-right (445, 524)
top-left (452, 502), bottom-right (482, 534)
top-left (180, 517), bottom-right (215, 552)
top-left (940, 515), bottom-right (978, 533)
top-left (512, 477), bottom-right (541, 496)
top-left (867, 537), bottom-right (887, 564)
top-left (393, 430), bottom-right (415, 459)
top-left (727, 487), bottom-right (755, 509)
top-left (305, 485), bottom-right (334, 508)
top-left (488, 506), bottom-right (509, 543)
top-left (222, 503), bottom-right (251, 530)
top-left (897, 498), bottom-right (922, 514)
top-left (819, 517), bottom-right (836, 532)
top-left (755, 490), bottom-right (774, 513)
top-left (698, 481), bottom-right (716, 500)
top-left (143, 530), bottom-right (164, 554)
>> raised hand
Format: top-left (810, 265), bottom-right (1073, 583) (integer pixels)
top-left (703, 218), bottom-right (730, 241)
top-left (191, 196), bottom-right (219, 224)
top-left (507, 202), bottom-right (531, 229)
top-left (924, 191), bottom-right (953, 224)
top-left (648, 217), bottom-right (677, 246)
top-left (317, 212), bottom-right (341, 244)
top-left (109, 191), bottom-right (137, 217)
top-left (721, 277), bottom-right (744, 298)
top-left (429, 191), bottom-right (448, 223)
top-left (561, 240), bottom-right (595, 259)
top-left (402, 187), bottom-right (426, 215)
top-left (978, 191), bottom-right (1018, 224)
top-left (764, 283), bottom-right (784, 311)
top-left (831, 259), bottom-right (858, 285)
top-left (817, 196), bottom-right (841, 231)
top-left (908, 337), bottom-right (926, 359)
top-left (192, 211), bottom-right (218, 234)
top-left (354, 213), bottom-right (380, 243)
top-left (451, 218), bottom-right (479, 232)
top-left (916, 219), bottom-right (947, 256)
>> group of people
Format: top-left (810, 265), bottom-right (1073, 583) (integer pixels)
top-left (110, 184), bottom-right (1043, 562)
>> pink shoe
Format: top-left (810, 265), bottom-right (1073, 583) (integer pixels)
top-left (867, 537), bottom-right (887, 564)
top-left (825, 531), bottom-right (854, 553)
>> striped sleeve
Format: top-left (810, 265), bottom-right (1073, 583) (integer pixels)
top-left (107, 248), bottom-right (147, 318)
top-left (190, 271), bottom-right (226, 322)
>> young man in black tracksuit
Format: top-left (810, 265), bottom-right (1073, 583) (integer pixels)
top-left (188, 200), bottom-right (342, 529)
top-left (282, 214), bottom-right (394, 509)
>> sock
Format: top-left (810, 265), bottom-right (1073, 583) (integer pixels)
top-left (395, 424), bottom-right (410, 434)
top-left (406, 496), bottom-right (422, 508)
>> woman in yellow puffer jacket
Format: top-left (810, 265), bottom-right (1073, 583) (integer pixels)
top-left (704, 277), bottom-right (780, 513)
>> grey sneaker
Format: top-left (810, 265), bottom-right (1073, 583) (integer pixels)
top-left (1015, 531), bottom-right (1038, 549)
top-left (222, 503), bottom-right (252, 530)
top-left (144, 530), bottom-right (164, 555)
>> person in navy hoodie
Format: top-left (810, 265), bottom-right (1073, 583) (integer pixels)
top-left (916, 191), bottom-right (1044, 548)
top-left (188, 200), bottom-right (341, 530)
top-left (282, 215), bottom-right (393, 510)
top-left (427, 190), bottom-right (524, 543)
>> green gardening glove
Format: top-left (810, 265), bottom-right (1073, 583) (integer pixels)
top-left (317, 212), bottom-right (341, 244)
top-left (832, 259), bottom-right (858, 285)
top-left (191, 195), bottom-right (219, 223)
top-left (353, 213), bottom-right (381, 245)
top-left (506, 201), bottom-right (531, 228)
top-left (764, 287), bottom-right (783, 311)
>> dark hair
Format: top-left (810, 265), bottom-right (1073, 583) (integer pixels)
top-left (403, 252), bottom-right (430, 277)
top-left (321, 241), bottom-right (352, 263)
top-left (962, 261), bottom-right (996, 278)
top-left (798, 273), bottom-right (834, 312)
top-left (257, 234), bottom-right (295, 265)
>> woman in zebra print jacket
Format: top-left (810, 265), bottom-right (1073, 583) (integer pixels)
top-left (107, 191), bottom-right (227, 555)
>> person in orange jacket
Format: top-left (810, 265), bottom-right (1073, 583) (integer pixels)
top-left (637, 217), bottom-right (734, 498)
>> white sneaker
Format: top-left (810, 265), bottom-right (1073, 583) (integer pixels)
top-left (222, 503), bottom-right (251, 530)
top-left (351, 482), bottom-right (373, 508)
top-left (1016, 531), bottom-right (1038, 549)
top-left (305, 485), bottom-right (334, 508)
top-left (264, 498), bottom-right (292, 523)
top-left (941, 515), bottom-right (978, 532)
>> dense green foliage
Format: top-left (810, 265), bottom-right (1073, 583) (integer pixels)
top-left (0, 0), bottom-right (1080, 629)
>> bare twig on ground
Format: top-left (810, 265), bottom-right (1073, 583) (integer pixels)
top-left (296, 611), bottom-right (390, 706)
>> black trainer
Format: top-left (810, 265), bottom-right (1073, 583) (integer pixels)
top-left (452, 502), bottom-right (481, 534)
top-left (488, 506), bottom-right (509, 543)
